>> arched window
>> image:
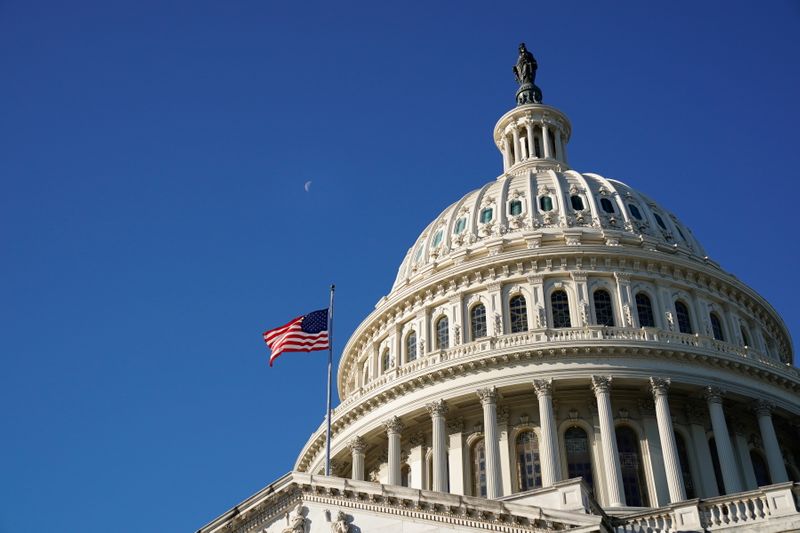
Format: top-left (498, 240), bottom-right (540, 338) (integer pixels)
top-left (740, 326), bottom-right (750, 347)
top-left (629, 204), bottom-right (643, 220)
top-left (565, 426), bottom-right (594, 493)
top-left (480, 207), bottom-right (493, 224)
top-left (432, 230), bottom-right (443, 248)
top-left (570, 195), bottom-right (585, 210)
top-left (454, 217), bottom-right (466, 234)
top-left (381, 349), bottom-right (391, 372)
top-left (600, 197), bottom-right (615, 214)
top-left (675, 301), bottom-right (693, 334)
top-left (509, 200), bottom-right (523, 216)
top-left (516, 431), bottom-right (541, 491)
top-left (709, 437), bottom-right (726, 495)
top-left (472, 439), bottom-right (487, 497)
top-left (551, 290), bottom-right (572, 328)
top-left (470, 304), bottom-right (487, 340)
top-left (509, 295), bottom-right (528, 333)
top-left (635, 293), bottom-right (656, 328)
top-left (710, 312), bottom-right (725, 341)
top-left (674, 432), bottom-right (696, 499)
top-left (539, 196), bottom-right (553, 212)
top-left (593, 289), bottom-right (615, 327)
top-left (436, 316), bottom-right (449, 350)
top-left (616, 426), bottom-right (649, 507)
top-left (406, 331), bottom-right (417, 362)
top-left (750, 451), bottom-right (771, 487)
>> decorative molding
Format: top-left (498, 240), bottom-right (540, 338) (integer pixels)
top-left (591, 375), bottom-right (612, 395)
top-left (476, 387), bottom-right (498, 405)
top-left (649, 376), bottom-right (671, 397)
top-left (383, 416), bottom-right (404, 435)
top-left (532, 378), bottom-right (553, 398)
top-left (426, 399), bottom-right (448, 418)
top-left (348, 436), bottom-right (366, 454)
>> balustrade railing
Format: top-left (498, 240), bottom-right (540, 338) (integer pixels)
top-left (613, 483), bottom-right (799, 532)
top-left (338, 326), bottom-right (792, 413)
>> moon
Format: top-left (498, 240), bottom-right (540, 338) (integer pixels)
top-left (304, 180), bottom-right (312, 192)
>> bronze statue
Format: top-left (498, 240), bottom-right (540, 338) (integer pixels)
top-left (513, 43), bottom-right (537, 85)
top-left (512, 43), bottom-right (542, 105)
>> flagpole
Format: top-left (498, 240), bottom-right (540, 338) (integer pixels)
top-left (325, 284), bottom-right (335, 476)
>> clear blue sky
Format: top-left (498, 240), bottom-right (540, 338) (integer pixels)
top-left (1, 1), bottom-right (798, 531)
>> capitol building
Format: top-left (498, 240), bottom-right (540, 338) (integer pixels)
top-left (199, 46), bottom-right (800, 533)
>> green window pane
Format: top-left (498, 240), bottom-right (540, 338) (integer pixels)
top-left (539, 196), bottom-right (553, 212)
top-left (432, 230), bottom-right (443, 247)
top-left (480, 208), bottom-right (493, 223)
top-left (454, 217), bottom-right (466, 234)
top-left (509, 200), bottom-right (522, 216)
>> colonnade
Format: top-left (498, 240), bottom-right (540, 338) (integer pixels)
top-left (347, 378), bottom-right (790, 509)
top-left (500, 118), bottom-right (567, 170)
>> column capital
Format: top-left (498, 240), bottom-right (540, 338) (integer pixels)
top-left (754, 399), bottom-right (774, 417)
top-left (426, 399), bottom-right (449, 418)
top-left (348, 435), bottom-right (366, 454)
top-left (383, 416), bottom-right (404, 435)
top-left (477, 386), bottom-right (498, 405)
top-left (532, 378), bottom-right (554, 398)
top-left (591, 375), bottom-right (613, 395)
top-left (650, 377), bottom-right (671, 397)
top-left (704, 386), bottom-right (725, 404)
top-left (614, 271), bottom-right (631, 284)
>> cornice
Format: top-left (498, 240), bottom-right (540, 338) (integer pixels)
top-left (301, 327), bottom-right (800, 472)
top-left (339, 246), bottom-right (793, 395)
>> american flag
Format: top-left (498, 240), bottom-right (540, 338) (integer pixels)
top-left (262, 308), bottom-right (329, 366)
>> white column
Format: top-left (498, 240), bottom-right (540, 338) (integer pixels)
top-left (525, 121), bottom-right (535, 160)
top-left (705, 387), bottom-right (742, 494)
top-left (498, 408), bottom-right (513, 496)
top-left (591, 376), bottom-right (625, 507)
top-left (349, 436), bottom-right (366, 481)
top-left (448, 418), bottom-right (466, 495)
top-left (426, 399), bottom-right (449, 492)
top-left (502, 136), bottom-right (511, 171)
top-left (477, 387), bottom-right (503, 498)
top-left (554, 131), bottom-right (564, 161)
top-left (639, 400), bottom-right (669, 506)
top-left (542, 123), bottom-right (552, 158)
top-left (755, 400), bottom-right (789, 483)
top-left (732, 423), bottom-right (757, 490)
top-left (384, 416), bottom-right (404, 486)
top-left (533, 378), bottom-right (561, 486)
top-left (511, 128), bottom-right (521, 164)
top-left (685, 403), bottom-right (719, 497)
top-left (650, 378), bottom-right (687, 503)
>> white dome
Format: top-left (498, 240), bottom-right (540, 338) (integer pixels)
top-left (392, 170), bottom-right (707, 294)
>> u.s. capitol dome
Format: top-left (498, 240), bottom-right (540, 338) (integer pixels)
top-left (200, 45), bottom-right (800, 533)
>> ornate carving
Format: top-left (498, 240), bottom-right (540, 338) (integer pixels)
top-left (704, 386), bottom-right (724, 404)
top-left (330, 510), bottom-right (351, 533)
top-left (409, 431), bottom-right (426, 447)
top-left (426, 399), bottom-right (449, 418)
top-left (477, 387), bottom-right (498, 405)
top-left (494, 313), bottom-right (503, 336)
top-left (638, 398), bottom-right (656, 417)
top-left (532, 378), bottom-right (553, 398)
top-left (685, 403), bottom-right (706, 425)
top-left (453, 324), bottom-right (461, 345)
top-left (282, 503), bottom-right (306, 533)
top-left (591, 375), bottom-right (612, 395)
top-left (447, 417), bottom-right (464, 434)
top-left (650, 377), bottom-right (671, 397)
top-left (383, 416), bottom-right (404, 435)
top-left (754, 399), bottom-right (774, 417)
top-left (536, 306), bottom-right (547, 329)
top-left (622, 303), bottom-right (633, 327)
top-left (497, 406), bottom-right (510, 425)
top-left (348, 436), bottom-right (366, 454)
